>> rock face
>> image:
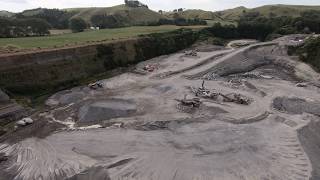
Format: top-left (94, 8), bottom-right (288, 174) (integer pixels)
top-left (0, 30), bottom-right (198, 95)
top-left (78, 99), bottom-right (137, 123)
top-left (0, 89), bottom-right (25, 127)
top-left (0, 89), bottom-right (9, 104)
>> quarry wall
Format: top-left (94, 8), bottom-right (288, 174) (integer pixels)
top-left (0, 29), bottom-right (198, 96)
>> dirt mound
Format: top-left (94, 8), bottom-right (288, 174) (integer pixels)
top-left (78, 99), bottom-right (137, 123)
top-left (0, 119), bottom-right (64, 144)
top-left (67, 166), bottom-right (110, 180)
top-left (273, 97), bottom-right (320, 116)
top-left (298, 120), bottom-right (320, 180)
top-left (187, 43), bottom-right (276, 80)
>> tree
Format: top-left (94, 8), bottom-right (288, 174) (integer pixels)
top-left (294, 10), bottom-right (320, 33)
top-left (91, 14), bottom-right (126, 29)
top-left (0, 18), bottom-right (13, 38)
top-left (19, 18), bottom-right (51, 36)
top-left (238, 22), bottom-right (274, 41)
top-left (0, 17), bottom-right (50, 37)
top-left (206, 23), bottom-right (238, 39)
top-left (174, 18), bottom-right (187, 26)
top-left (16, 8), bottom-right (73, 29)
top-left (69, 18), bottom-right (87, 32)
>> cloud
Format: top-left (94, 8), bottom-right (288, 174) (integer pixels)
top-left (0, 0), bottom-right (27, 2)
top-left (25, 0), bottom-right (119, 9)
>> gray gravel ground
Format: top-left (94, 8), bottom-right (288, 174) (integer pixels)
top-left (1, 35), bottom-right (320, 180)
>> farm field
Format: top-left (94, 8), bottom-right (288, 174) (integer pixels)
top-left (0, 25), bottom-right (206, 49)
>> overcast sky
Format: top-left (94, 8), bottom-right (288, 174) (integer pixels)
top-left (1, 0), bottom-right (320, 12)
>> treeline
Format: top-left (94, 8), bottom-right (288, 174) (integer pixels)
top-left (90, 14), bottom-right (127, 29)
top-left (239, 10), bottom-right (320, 36)
top-left (238, 22), bottom-right (274, 40)
top-left (0, 8), bottom-right (75, 38)
top-left (91, 14), bottom-right (207, 29)
top-left (157, 18), bottom-right (207, 26)
top-left (16, 8), bottom-right (73, 29)
top-left (204, 10), bottom-right (320, 41)
top-left (0, 18), bottom-right (51, 38)
top-left (203, 22), bottom-right (274, 41)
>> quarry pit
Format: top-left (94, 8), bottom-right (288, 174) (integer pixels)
top-left (1, 35), bottom-right (320, 180)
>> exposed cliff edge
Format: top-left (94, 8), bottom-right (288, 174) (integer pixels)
top-left (0, 29), bottom-right (198, 99)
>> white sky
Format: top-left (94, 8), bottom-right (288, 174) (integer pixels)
top-left (1, 0), bottom-right (320, 12)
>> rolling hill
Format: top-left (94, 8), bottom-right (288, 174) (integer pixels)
top-left (164, 4), bottom-right (320, 22)
top-left (164, 9), bottom-right (222, 21)
top-left (16, 4), bottom-right (165, 26)
top-left (218, 4), bottom-right (320, 21)
top-left (0, 10), bottom-right (14, 18)
top-left (216, 6), bottom-right (248, 21)
top-left (66, 4), bottom-right (165, 25)
top-left (252, 4), bottom-right (320, 17)
top-left (2, 4), bottom-right (320, 27)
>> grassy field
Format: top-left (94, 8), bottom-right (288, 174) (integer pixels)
top-left (0, 25), bottom-right (206, 49)
top-left (49, 29), bottom-right (72, 35)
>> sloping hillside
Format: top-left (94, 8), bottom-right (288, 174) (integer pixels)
top-left (0, 10), bottom-right (14, 18)
top-left (165, 9), bottom-right (222, 20)
top-left (252, 4), bottom-right (320, 17)
top-left (3, 4), bottom-right (320, 27)
top-left (163, 4), bottom-right (320, 22)
top-left (216, 6), bottom-right (248, 21)
top-left (67, 4), bottom-right (165, 25)
top-left (15, 4), bottom-right (165, 26)
top-left (21, 8), bottom-right (48, 16)
top-left (218, 4), bottom-right (320, 21)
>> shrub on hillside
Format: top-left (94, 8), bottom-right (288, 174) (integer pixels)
top-left (205, 23), bottom-right (238, 39)
top-left (289, 37), bottom-right (320, 72)
top-left (238, 22), bottom-right (275, 41)
top-left (91, 14), bottom-right (126, 29)
top-left (69, 18), bottom-right (87, 33)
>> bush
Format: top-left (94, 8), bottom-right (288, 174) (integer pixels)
top-left (275, 26), bottom-right (297, 35)
top-left (202, 20), bottom-right (276, 41)
top-left (205, 23), bottom-right (238, 39)
top-left (238, 22), bottom-right (275, 41)
top-left (208, 37), bottom-right (226, 46)
top-left (290, 37), bottom-right (320, 72)
top-left (294, 10), bottom-right (320, 33)
top-left (91, 14), bottom-right (126, 29)
top-left (265, 33), bottom-right (282, 41)
top-left (69, 18), bottom-right (87, 33)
